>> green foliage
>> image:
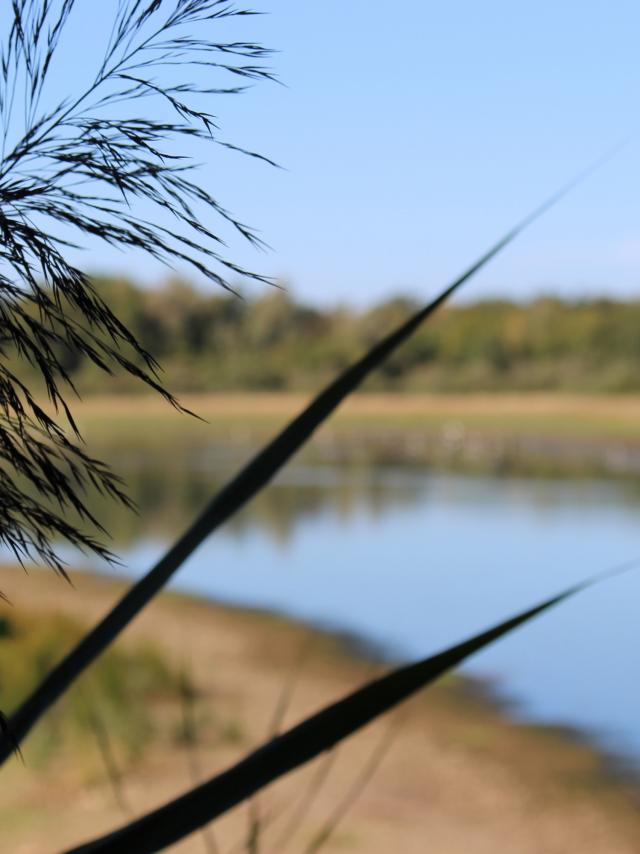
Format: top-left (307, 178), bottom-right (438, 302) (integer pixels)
top-left (0, 611), bottom-right (176, 764)
top-left (18, 278), bottom-right (640, 394)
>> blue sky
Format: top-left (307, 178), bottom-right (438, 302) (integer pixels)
top-left (12, 1), bottom-right (640, 306)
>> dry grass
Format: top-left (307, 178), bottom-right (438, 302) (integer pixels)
top-left (68, 391), bottom-right (640, 418)
top-left (65, 392), bottom-right (640, 444)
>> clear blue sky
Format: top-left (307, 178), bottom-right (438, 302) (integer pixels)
top-left (19, 1), bottom-right (640, 306)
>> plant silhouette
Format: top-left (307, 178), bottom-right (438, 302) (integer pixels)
top-left (0, 4), bottom-right (631, 853)
top-left (0, 0), bottom-right (274, 571)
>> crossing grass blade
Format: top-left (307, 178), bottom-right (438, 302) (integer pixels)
top-left (0, 149), bottom-right (620, 765)
top-left (302, 718), bottom-right (400, 854)
top-left (63, 563), bottom-right (633, 854)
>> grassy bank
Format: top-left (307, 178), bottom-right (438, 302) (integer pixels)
top-left (70, 392), bottom-right (640, 438)
top-left (66, 392), bottom-right (640, 479)
top-left (2, 565), bottom-right (639, 853)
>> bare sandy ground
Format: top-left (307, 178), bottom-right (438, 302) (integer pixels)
top-left (1, 565), bottom-right (639, 854)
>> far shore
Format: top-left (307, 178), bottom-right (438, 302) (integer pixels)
top-left (66, 391), bottom-right (640, 477)
top-left (67, 390), bottom-right (640, 436)
top-left (2, 564), bottom-right (640, 854)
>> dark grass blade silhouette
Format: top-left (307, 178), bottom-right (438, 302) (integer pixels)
top-left (64, 562), bottom-right (635, 854)
top-left (233, 664), bottom-right (372, 852)
top-left (273, 661), bottom-right (381, 853)
top-left (0, 148), bottom-right (621, 765)
top-left (272, 748), bottom-right (339, 852)
top-left (244, 632), bottom-right (316, 853)
top-left (303, 719), bottom-right (399, 854)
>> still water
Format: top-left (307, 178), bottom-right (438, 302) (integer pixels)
top-left (65, 440), bottom-right (640, 770)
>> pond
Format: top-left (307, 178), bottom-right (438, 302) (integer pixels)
top-left (56, 435), bottom-right (640, 772)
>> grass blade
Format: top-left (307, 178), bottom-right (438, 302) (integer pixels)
top-left (244, 633), bottom-right (316, 853)
top-left (302, 718), bottom-right (399, 854)
top-left (82, 691), bottom-right (131, 817)
top-left (272, 662), bottom-right (379, 853)
top-left (63, 563), bottom-right (633, 854)
top-left (177, 668), bottom-right (220, 854)
top-left (271, 750), bottom-right (339, 853)
top-left (0, 149), bottom-right (618, 764)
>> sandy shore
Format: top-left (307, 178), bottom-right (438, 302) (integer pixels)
top-left (1, 564), bottom-right (639, 854)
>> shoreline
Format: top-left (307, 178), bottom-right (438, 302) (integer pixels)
top-left (2, 564), bottom-right (640, 853)
top-left (68, 390), bottom-right (640, 429)
top-left (161, 580), bottom-right (640, 790)
top-left (68, 391), bottom-right (640, 478)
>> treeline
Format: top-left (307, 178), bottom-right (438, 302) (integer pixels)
top-left (21, 277), bottom-right (640, 393)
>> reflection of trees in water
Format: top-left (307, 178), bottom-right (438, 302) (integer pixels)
top-left (74, 436), bottom-right (640, 552)
top-left (83, 445), bottom-right (426, 549)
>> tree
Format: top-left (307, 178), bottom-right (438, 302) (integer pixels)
top-left (0, 0), bottom-right (273, 572)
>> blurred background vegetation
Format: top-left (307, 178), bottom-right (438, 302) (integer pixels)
top-left (23, 276), bottom-right (640, 395)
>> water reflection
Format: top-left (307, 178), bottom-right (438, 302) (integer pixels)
top-left (82, 438), bottom-right (640, 552)
top-left (85, 442), bottom-right (431, 548)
